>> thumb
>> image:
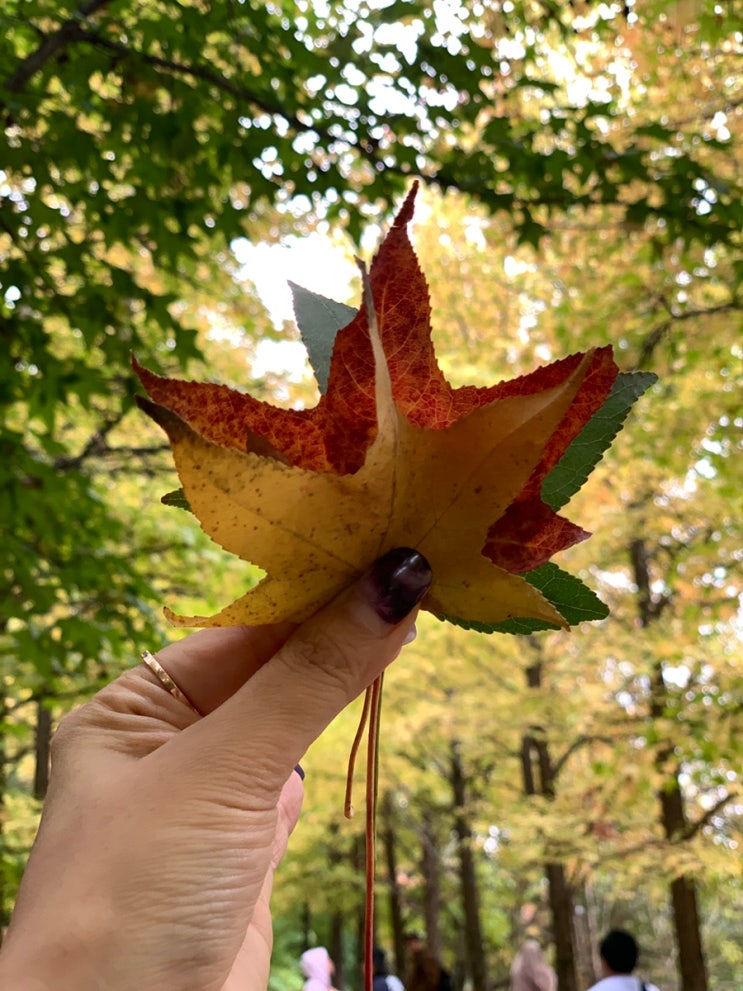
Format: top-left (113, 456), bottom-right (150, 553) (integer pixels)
top-left (175, 548), bottom-right (432, 790)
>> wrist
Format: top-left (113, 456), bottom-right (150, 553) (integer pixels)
top-left (1, 899), bottom-right (114, 991)
top-left (0, 949), bottom-right (99, 991)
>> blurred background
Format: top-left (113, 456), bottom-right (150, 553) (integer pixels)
top-left (1, 1), bottom-right (740, 989)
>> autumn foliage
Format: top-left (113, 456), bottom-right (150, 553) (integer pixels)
top-left (136, 186), bottom-right (622, 632)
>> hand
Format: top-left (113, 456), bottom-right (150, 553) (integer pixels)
top-left (0, 548), bottom-right (431, 991)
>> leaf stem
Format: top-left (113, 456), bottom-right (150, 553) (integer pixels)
top-left (345, 686), bottom-right (372, 818)
top-left (364, 673), bottom-right (384, 991)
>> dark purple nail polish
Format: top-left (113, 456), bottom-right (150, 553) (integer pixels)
top-left (294, 763), bottom-right (305, 781)
top-left (367, 548), bottom-right (432, 625)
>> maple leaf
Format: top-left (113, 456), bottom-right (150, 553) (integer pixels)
top-left (135, 185), bottom-right (624, 631)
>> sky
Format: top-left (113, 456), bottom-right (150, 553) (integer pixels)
top-left (233, 230), bottom-right (358, 329)
top-left (231, 229), bottom-right (359, 381)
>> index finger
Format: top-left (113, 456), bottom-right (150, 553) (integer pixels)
top-left (145, 622), bottom-right (297, 717)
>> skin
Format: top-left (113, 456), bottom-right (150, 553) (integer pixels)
top-left (0, 566), bottom-right (423, 991)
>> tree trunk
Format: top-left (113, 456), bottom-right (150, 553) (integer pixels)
top-left (521, 656), bottom-right (579, 991)
top-left (352, 833), bottom-right (366, 984)
top-left (546, 864), bottom-right (578, 991)
top-left (34, 700), bottom-right (52, 800)
top-left (573, 884), bottom-right (599, 988)
top-left (669, 876), bottom-right (708, 991)
top-left (380, 792), bottom-right (406, 976)
top-left (630, 538), bottom-right (709, 991)
top-left (420, 808), bottom-right (443, 959)
top-left (655, 727), bottom-right (707, 990)
top-left (301, 902), bottom-right (312, 948)
top-left (325, 822), bottom-right (348, 988)
top-left (450, 740), bottom-right (489, 991)
top-left (330, 911), bottom-right (347, 990)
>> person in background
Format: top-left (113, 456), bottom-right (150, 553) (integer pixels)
top-left (510, 938), bottom-right (556, 991)
top-left (373, 946), bottom-right (405, 991)
top-left (301, 946), bottom-right (336, 991)
top-left (404, 931), bottom-right (452, 991)
top-left (587, 930), bottom-right (660, 991)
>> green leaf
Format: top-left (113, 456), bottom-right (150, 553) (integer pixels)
top-left (522, 562), bottom-right (609, 625)
top-left (161, 488), bottom-right (192, 511)
top-left (437, 563), bottom-right (608, 635)
top-left (541, 371), bottom-right (658, 512)
top-left (290, 282), bottom-right (357, 395)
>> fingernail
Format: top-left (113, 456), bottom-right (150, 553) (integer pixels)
top-left (367, 548), bottom-right (432, 625)
top-left (294, 763), bottom-right (305, 781)
top-left (404, 623), bottom-right (418, 645)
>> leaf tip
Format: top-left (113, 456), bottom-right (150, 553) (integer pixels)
top-left (164, 605), bottom-right (197, 627)
top-left (131, 354), bottom-right (166, 393)
top-left (392, 181), bottom-right (420, 229)
top-left (161, 488), bottom-right (192, 512)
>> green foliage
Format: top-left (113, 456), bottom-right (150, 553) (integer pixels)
top-left (290, 283), bottom-right (356, 394)
top-left (2, 0), bottom-right (741, 975)
top-left (541, 372), bottom-right (658, 512)
top-left (441, 563), bottom-right (609, 635)
top-left (161, 488), bottom-right (192, 511)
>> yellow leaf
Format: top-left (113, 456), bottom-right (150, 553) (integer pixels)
top-left (142, 286), bottom-right (594, 628)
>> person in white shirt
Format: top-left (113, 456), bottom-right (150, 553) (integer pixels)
top-left (587, 930), bottom-right (660, 991)
top-left (373, 946), bottom-right (405, 991)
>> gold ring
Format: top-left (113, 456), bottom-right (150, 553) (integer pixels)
top-left (141, 651), bottom-right (203, 717)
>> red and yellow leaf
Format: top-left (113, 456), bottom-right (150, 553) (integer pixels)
top-left (136, 186), bottom-right (620, 629)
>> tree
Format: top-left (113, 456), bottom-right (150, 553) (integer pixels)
top-left (2, 0), bottom-right (740, 980)
top-left (270, 138), bottom-right (741, 983)
top-left (518, 639), bottom-right (580, 991)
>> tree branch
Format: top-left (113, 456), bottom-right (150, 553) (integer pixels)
top-left (52, 410), bottom-right (128, 471)
top-left (681, 792), bottom-right (737, 841)
top-left (4, 0), bottom-right (111, 94)
top-left (552, 734), bottom-right (615, 779)
top-left (50, 407), bottom-right (172, 474)
top-left (639, 301), bottom-right (741, 366)
top-left (4, 5), bottom-right (322, 145)
top-left (72, 28), bottom-right (319, 138)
